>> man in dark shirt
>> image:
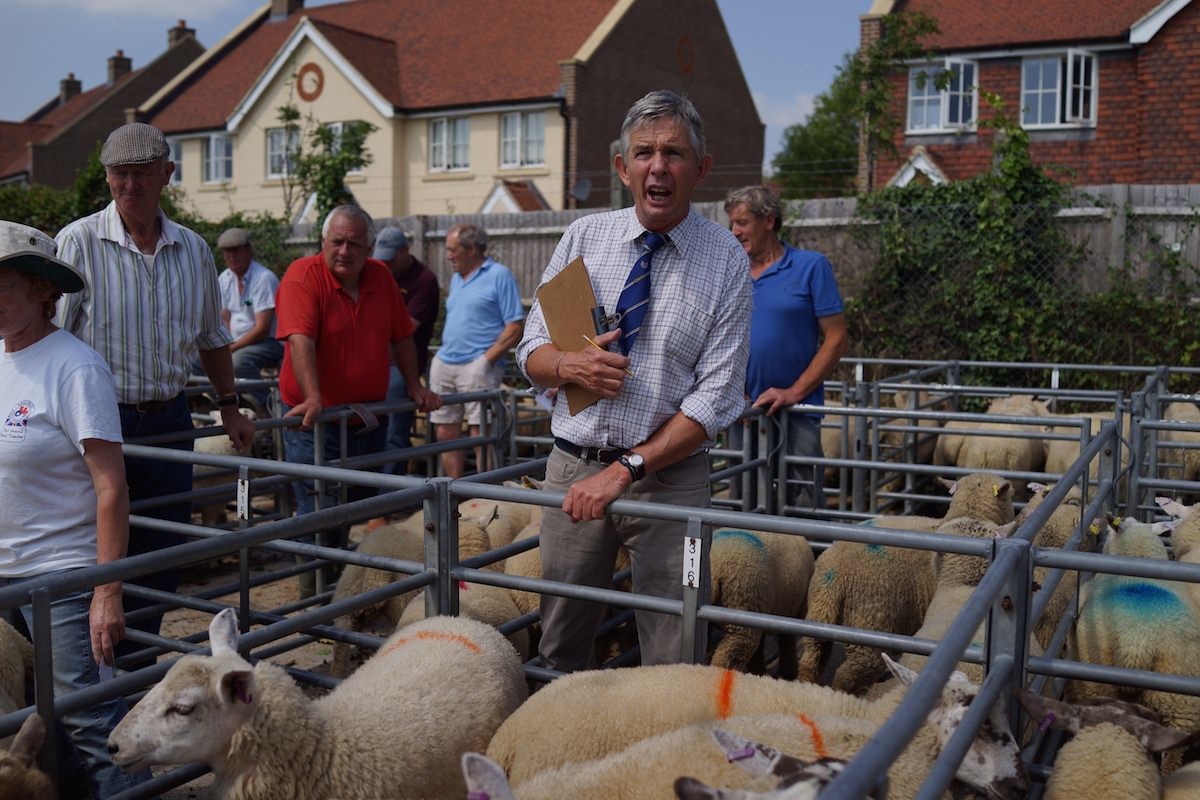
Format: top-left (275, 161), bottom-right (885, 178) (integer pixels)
top-left (374, 226), bottom-right (440, 471)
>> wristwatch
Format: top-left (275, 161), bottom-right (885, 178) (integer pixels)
top-left (618, 451), bottom-right (646, 482)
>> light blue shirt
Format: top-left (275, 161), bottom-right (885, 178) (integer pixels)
top-left (438, 258), bottom-right (524, 365)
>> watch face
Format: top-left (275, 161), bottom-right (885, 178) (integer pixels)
top-left (628, 453), bottom-right (645, 468)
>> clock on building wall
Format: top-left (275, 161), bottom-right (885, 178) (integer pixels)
top-left (297, 62), bottom-right (324, 102)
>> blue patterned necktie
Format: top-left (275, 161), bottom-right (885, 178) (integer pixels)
top-left (615, 231), bottom-right (666, 356)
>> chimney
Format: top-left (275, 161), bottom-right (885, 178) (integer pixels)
top-left (270, 0), bottom-right (303, 20)
top-left (59, 72), bottom-right (81, 104)
top-left (108, 49), bottom-right (132, 83)
top-left (168, 19), bottom-right (195, 48)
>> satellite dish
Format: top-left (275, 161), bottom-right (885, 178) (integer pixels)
top-left (569, 177), bottom-right (592, 202)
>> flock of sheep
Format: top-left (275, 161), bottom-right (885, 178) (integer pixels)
top-left (3, 389), bottom-right (1200, 798)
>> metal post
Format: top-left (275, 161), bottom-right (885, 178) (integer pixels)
top-left (237, 464), bottom-right (252, 638)
top-left (852, 383), bottom-right (869, 514)
top-left (679, 517), bottom-right (710, 664)
top-left (30, 588), bottom-right (58, 787)
top-left (426, 478), bottom-right (458, 617)
top-left (988, 537), bottom-right (1031, 731)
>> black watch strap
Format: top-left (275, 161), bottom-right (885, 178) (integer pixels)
top-left (217, 394), bottom-right (239, 408)
top-left (618, 453), bottom-right (645, 482)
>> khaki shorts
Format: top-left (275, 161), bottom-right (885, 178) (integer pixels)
top-left (428, 354), bottom-right (505, 426)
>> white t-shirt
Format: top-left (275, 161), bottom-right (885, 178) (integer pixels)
top-left (219, 260), bottom-right (279, 341)
top-left (0, 329), bottom-right (122, 577)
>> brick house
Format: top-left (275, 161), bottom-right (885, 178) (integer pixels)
top-left (0, 22), bottom-right (204, 189)
top-left (858, 0), bottom-right (1200, 191)
top-left (135, 0), bottom-right (762, 221)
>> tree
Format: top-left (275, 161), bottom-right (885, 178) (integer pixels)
top-left (275, 94), bottom-right (378, 226)
top-left (772, 52), bottom-right (861, 199)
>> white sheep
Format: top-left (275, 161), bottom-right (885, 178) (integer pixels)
top-left (1069, 516), bottom-right (1200, 774)
top-left (797, 472), bottom-right (1014, 694)
top-left (483, 656), bottom-right (1026, 799)
top-left (894, 516), bottom-right (1024, 683)
top-left (108, 609), bottom-right (527, 799)
top-left (1017, 690), bottom-right (1199, 800)
top-left (0, 714), bottom-right (54, 800)
top-left (1043, 411), bottom-right (1131, 489)
top-left (708, 527), bottom-right (814, 678)
top-left (1021, 483), bottom-right (1099, 651)
top-left (0, 617), bottom-right (32, 713)
top-left (934, 394), bottom-right (1050, 498)
top-left (328, 509), bottom-right (497, 677)
top-left (459, 494), bottom-right (543, 549)
top-left (1160, 402), bottom-right (1200, 494)
top-left (394, 578), bottom-right (531, 660)
top-left (1156, 496), bottom-right (1200, 565)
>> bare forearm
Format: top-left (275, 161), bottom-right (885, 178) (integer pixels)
top-left (485, 322), bottom-right (524, 363)
top-left (289, 335), bottom-right (322, 402)
top-left (199, 346), bottom-right (238, 396)
top-left (392, 338), bottom-right (422, 388)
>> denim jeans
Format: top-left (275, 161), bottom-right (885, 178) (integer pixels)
top-left (384, 365), bottom-right (414, 475)
top-left (231, 339), bottom-right (283, 410)
top-left (729, 411), bottom-right (825, 510)
top-left (117, 393), bottom-right (193, 668)
top-left (1, 575), bottom-right (152, 799)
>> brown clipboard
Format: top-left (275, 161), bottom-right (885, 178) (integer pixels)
top-left (536, 256), bottom-right (603, 415)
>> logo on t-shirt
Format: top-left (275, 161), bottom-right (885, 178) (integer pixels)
top-left (1, 400), bottom-right (34, 442)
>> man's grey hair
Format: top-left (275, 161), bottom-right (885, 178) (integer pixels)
top-left (450, 223), bottom-right (488, 255)
top-left (724, 185), bottom-right (784, 233)
top-left (619, 90), bottom-right (706, 162)
top-left (322, 204), bottom-right (377, 246)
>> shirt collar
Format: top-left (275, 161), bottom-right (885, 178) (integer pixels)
top-left (100, 200), bottom-right (180, 251)
top-left (618, 206), bottom-right (699, 261)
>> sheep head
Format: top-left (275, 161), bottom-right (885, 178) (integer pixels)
top-left (1016, 689), bottom-right (1199, 753)
top-left (108, 609), bottom-right (257, 772)
top-left (672, 728), bottom-right (886, 800)
top-left (883, 655), bottom-right (1028, 800)
top-left (0, 714), bottom-right (54, 800)
top-left (461, 752), bottom-right (518, 800)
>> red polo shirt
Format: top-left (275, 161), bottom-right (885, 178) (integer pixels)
top-left (276, 254), bottom-right (415, 409)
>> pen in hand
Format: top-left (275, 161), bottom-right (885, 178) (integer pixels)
top-left (581, 334), bottom-right (635, 378)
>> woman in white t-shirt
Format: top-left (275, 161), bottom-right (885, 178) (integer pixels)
top-left (0, 220), bottom-right (149, 798)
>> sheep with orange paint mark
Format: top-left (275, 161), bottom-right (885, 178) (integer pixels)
top-left (481, 656), bottom-right (1027, 799)
top-left (107, 609), bottom-right (527, 800)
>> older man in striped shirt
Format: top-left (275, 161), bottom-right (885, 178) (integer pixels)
top-left (55, 122), bottom-right (254, 664)
top-left (517, 90), bottom-right (751, 672)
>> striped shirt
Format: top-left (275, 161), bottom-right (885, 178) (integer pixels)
top-left (54, 201), bottom-right (231, 404)
top-left (518, 207), bottom-right (751, 449)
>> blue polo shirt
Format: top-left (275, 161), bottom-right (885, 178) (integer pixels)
top-left (438, 258), bottom-right (525, 365)
top-left (744, 244), bottom-right (844, 408)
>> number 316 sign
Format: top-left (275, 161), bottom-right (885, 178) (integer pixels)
top-left (682, 536), bottom-right (702, 588)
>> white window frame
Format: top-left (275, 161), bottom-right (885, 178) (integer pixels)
top-left (324, 121), bottom-right (365, 175)
top-left (203, 134), bottom-right (233, 184)
top-left (265, 127), bottom-right (301, 179)
top-left (500, 111), bottom-right (545, 168)
top-left (429, 116), bottom-right (470, 172)
top-left (167, 138), bottom-right (183, 185)
top-left (1022, 50), bottom-right (1097, 129)
top-left (906, 59), bottom-right (978, 134)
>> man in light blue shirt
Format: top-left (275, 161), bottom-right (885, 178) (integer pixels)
top-left (429, 223), bottom-right (524, 477)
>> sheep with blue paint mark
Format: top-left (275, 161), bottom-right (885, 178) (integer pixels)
top-left (1068, 516), bottom-right (1200, 774)
top-left (708, 527), bottom-right (814, 678)
top-left (797, 472), bottom-right (1014, 694)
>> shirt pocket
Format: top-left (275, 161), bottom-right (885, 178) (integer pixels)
top-left (662, 298), bottom-right (713, 369)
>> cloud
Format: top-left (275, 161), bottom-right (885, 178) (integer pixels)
top-left (753, 90), bottom-right (817, 130)
top-left (13, 0), bottom-right (242, 20)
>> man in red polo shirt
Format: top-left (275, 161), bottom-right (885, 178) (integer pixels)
top-left (275, 204), bottom-right (440, 596)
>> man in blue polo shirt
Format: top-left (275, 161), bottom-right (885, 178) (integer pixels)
top-left (725, 185), bottom-right (848, 510)
top-left (429, 223), bottom-right (524, 477)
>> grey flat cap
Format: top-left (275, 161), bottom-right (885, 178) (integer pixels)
top-left (0, 220), bottom-right (85, 293)
top-left (373, 226), bottom-right (410, 261)
top-left (100, 122), bottom-right (170, 167)
top-left (217, 228), bottom-right (251, 249)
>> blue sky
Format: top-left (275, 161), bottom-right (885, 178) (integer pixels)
top-left (0, 0), bottom-right (869, 173)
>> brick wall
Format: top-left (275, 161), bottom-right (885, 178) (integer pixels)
top-left (868, 2), bottom-right (1200, 188)
top-left (28, 37), bottom-right (204, 190)
top-left (565, 0), bottom-right (764, 209)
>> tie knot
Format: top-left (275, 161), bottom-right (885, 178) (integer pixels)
top-left (642, 231), bottom-right (666, 254)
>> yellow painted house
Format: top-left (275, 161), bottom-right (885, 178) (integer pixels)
top-left (138, 0), bottom-right (762, 222)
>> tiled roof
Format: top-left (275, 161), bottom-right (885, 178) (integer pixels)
top-left (503, 179), bottom-right (551, 211)
top-left (30, 71), bottom-right (139, 130)
top-left (150, 0), bottom-right (618, 133)
top-left (894, 0), bottom-right (1167, 50)
top-left (0, 121), bottom-right (52, 179)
